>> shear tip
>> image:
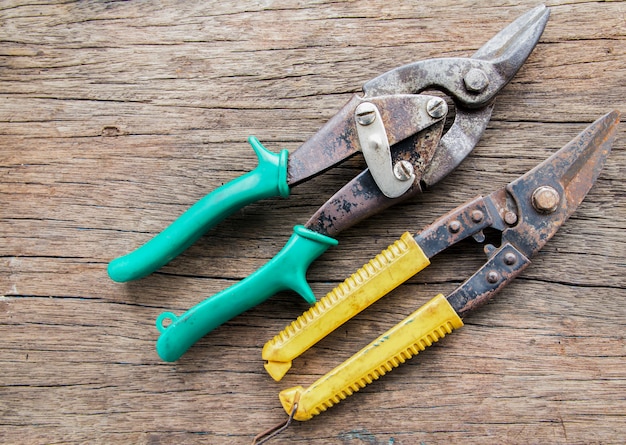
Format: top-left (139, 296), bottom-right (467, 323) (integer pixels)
top-left (607, 109), bottom-right (621, 123)
top-left (474, 4), bottom-right (550, 76)
top-left (592, 110), bottom-right (620, 144)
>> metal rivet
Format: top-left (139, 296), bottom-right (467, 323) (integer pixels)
top-left (464, 68), bottom-right (489, 93)
top-left (504, 252), bottom-right (517, 265)
top-left (471, 210), bottom-right (484, 223)
top-left (449, 220), bottom-right (461, 233)
top-left (504, 211), bottom-right (518, 225)
top-left (426, 97), bottom-right (447, 119)
top-left (532, 185), bottom-right (560, 213)
top-left (486, 271), bottom-right (500, 284)
top-left (393, 160), bottom-right (414, 182)
top-left (355, 102), bottom-right (377, 126)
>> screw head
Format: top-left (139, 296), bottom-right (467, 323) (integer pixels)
top-left (449, 220), bottom-right (461, 233)
top-left (355, 102), bottom-right (377, 126)
top-left (464, 68), bottom-right (489, 93)
top-left (532, 186), bottom-right (560, 213)
top-left (393, 160), bottom-right (414, 182)
top-left (486, 271), bottom-right (500, 284)
top-left (426, 97), bottom-right (447, 119)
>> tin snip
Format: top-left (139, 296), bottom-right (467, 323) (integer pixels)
top-left (262, 111), bottom-right (619, 423)
top-left (107, 6), bottom-right (550, 361)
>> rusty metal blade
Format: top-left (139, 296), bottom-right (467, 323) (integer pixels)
top-left (421, 105), bottom-right (493, 187)
top-left (502, 111), bottom-right (620, 258)
top-left (363, 6), bottom-right (549, 107)
top-left (473, 5), bottom-right (550, 74)
top-left (292, 6), bottom-right (550, 238)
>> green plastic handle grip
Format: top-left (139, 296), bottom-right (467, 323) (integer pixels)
top-left (107, 137), bottom-right (290, 283)
top-left (155, 225), bottom-right (338, 362)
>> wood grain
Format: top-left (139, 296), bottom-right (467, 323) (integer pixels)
top-left (1, 1), bottom-right (624, 444)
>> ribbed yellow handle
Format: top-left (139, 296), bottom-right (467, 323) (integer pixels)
top-left (279, 294), bottom-right (463, 421)
top-left (263, 232), bottom-right (430, 381)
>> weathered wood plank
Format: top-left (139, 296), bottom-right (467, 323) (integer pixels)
top-left (1, 1), bottom-right (624, 444)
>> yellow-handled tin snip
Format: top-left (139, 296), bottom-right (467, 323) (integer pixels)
top-left (263, 111), bottom-right (619, 425)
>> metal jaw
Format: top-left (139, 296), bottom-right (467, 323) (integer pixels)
top-left (288, 5), bottom-right (550, 189)
top-left (296, 5), bottom-right (550, 236)
top-left (501, 110), bottom-right (619, 258)
top-left (362, 6), bottom-right (551, 105)
top-left (417, 111), bottom-right (620, 317)
top-left (363, 4), bottom-right (551, 187)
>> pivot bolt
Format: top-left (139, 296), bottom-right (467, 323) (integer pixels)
top-left (464, 68), bottom-right (489, 93)
top-left (355, 102), bottom-right (377, 126)
top-left (532, 185), bottom-right (560, 213)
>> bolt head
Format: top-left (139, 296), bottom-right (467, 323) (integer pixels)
top-left (464, 68), bottom-right (489, 93)
top-left (426, 97), bottom-right (447, 119)
top-left (355, 102), bottom-right (377, 126)
top-left (532, 186), bottom-right (560, 213)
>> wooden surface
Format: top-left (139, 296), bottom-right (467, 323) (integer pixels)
top-left (1, 1), bottom-right (625, 444)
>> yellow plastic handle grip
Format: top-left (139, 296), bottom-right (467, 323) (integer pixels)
top-left (263, 232), bottom-right (430, 381)
top-left (279, 293), bottom-right (463, 421)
